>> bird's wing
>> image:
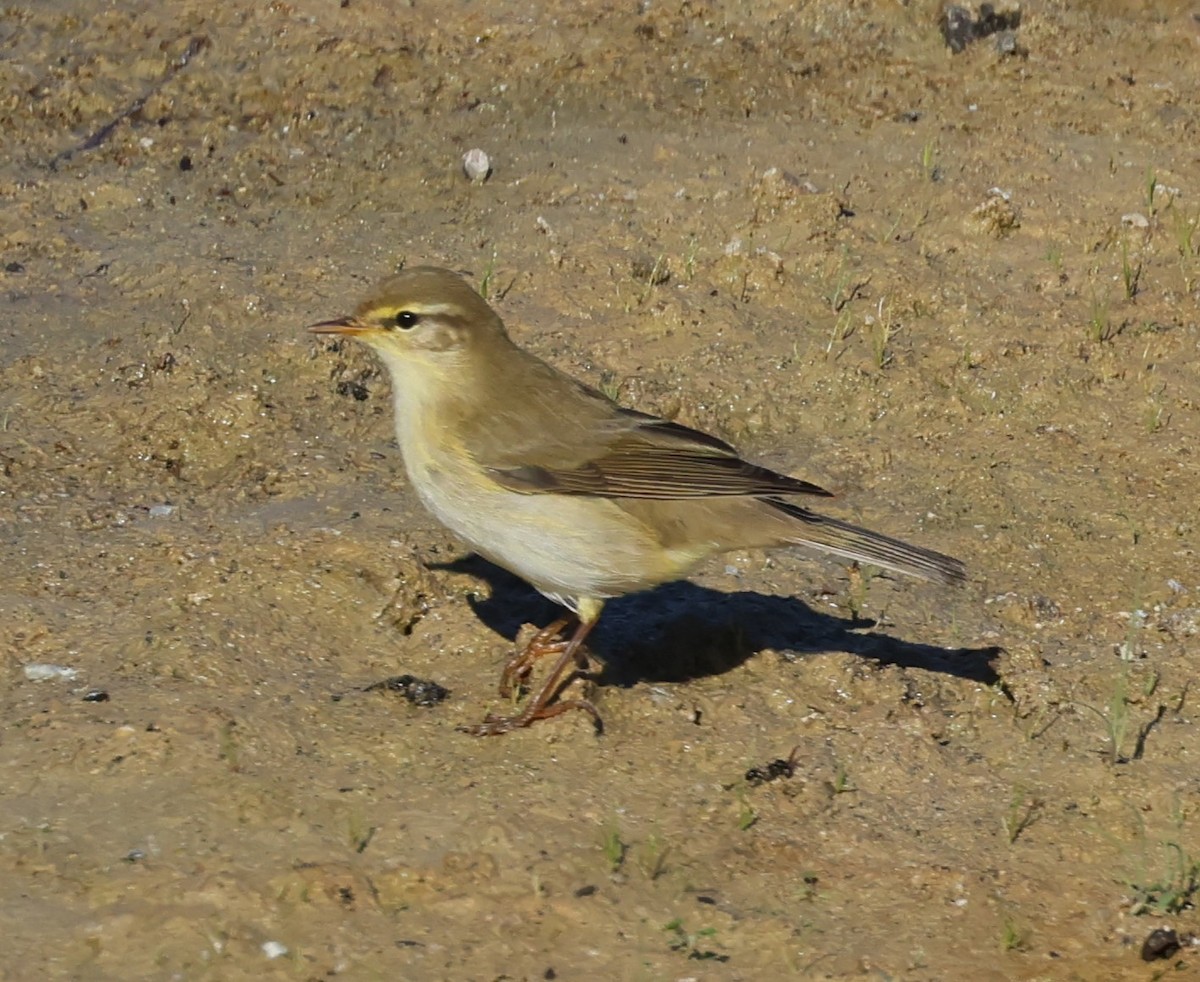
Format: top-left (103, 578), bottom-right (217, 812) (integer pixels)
top-left (457, 348), bottom-right (831, 501)
top-left (484, 402), bottom-right (832, 501)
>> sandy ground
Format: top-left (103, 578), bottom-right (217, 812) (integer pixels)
top-left (2, 1), bottom-right (1199, 978)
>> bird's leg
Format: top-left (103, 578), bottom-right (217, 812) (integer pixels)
top-left (497, 616), bottom-right (572, 698)
top-left (459, 614), bottom-right (602, 737)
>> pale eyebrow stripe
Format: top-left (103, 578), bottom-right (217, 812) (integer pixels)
top-left (404, 302), bottom-right (461, 316)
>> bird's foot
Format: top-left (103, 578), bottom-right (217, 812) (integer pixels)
top-left (457, 696), bottom-right (603, 737)
top-left (498, 616), bottom-right (574, 697)
top-left (461, 615), bottom-right (603, 737)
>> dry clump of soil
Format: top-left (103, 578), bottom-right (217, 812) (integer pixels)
top-left (1, 1), bottom-right (1198, 978)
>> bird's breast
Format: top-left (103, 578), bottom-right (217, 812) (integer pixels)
top-left (395, 426), bottom-right (697, 600)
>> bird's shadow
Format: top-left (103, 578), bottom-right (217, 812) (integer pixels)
top-left (429, 555), bottom-right (1001, 687)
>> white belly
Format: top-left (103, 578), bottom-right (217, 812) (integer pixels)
top-left (406, 445), bottom-right (662, 604)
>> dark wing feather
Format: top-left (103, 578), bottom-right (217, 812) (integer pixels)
top-left (489, 417), bottom-right (832, 500)
top-left (766, 497), bottom-right (967, 584)
top-left (614, 411), bottom-right (741, 455)
top-left (463, 351), bottom-right (831, 501)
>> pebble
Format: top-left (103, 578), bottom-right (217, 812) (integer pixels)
top-left (23, 663), bottom-right (78, 681)
top-left (462, 148), bottom-right (491, 183)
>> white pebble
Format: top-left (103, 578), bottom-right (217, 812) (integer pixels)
top-left (23, 663), bottom-right (78, 681)
top-left (261, 941), bottom-right (288, 959)
top-left (462, 148), bottom-right (491, 183)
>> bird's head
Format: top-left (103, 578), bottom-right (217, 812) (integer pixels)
top-left (310, 266), bottom-right (509, 376)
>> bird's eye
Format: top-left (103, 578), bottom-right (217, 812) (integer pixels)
top-left (393, 310), bottom-right (420, 330)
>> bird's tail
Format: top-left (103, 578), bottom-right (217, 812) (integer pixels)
top-left (768, 499), bottom-right (966, 585)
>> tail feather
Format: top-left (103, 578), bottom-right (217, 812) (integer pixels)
top-left (768, 499), bottom-right (966, 585)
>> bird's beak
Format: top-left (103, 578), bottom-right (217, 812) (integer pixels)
top-left (308, 316), bottom-right (366, 336)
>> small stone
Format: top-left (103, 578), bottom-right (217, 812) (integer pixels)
top-left (364, 674), bottom-right (450, 707)
top-left (1140, 927), bottom-right (1179, 962)
top-left (336, 379), bottom-right (369, 401)
top-left (941, 2), bottom-right (1023, 54)
top-left (24, 663), bottom-right (78, 682)
top-left (462, 148), bottom-right (491, 183)
top-left (941, 5), bottom-right (974, 53)
top-left (966, 192), bottom-right (1020, 237)
top-left (261, 941), bottom-right (289, 960)
top-left (629, 256), bottom-right (670, 285)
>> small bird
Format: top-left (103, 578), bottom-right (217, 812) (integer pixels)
top-left (310, 266), bottom-right (965, 735)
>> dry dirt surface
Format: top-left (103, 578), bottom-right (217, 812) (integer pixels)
top-left (2, 1), bottom-right (1199, 979)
